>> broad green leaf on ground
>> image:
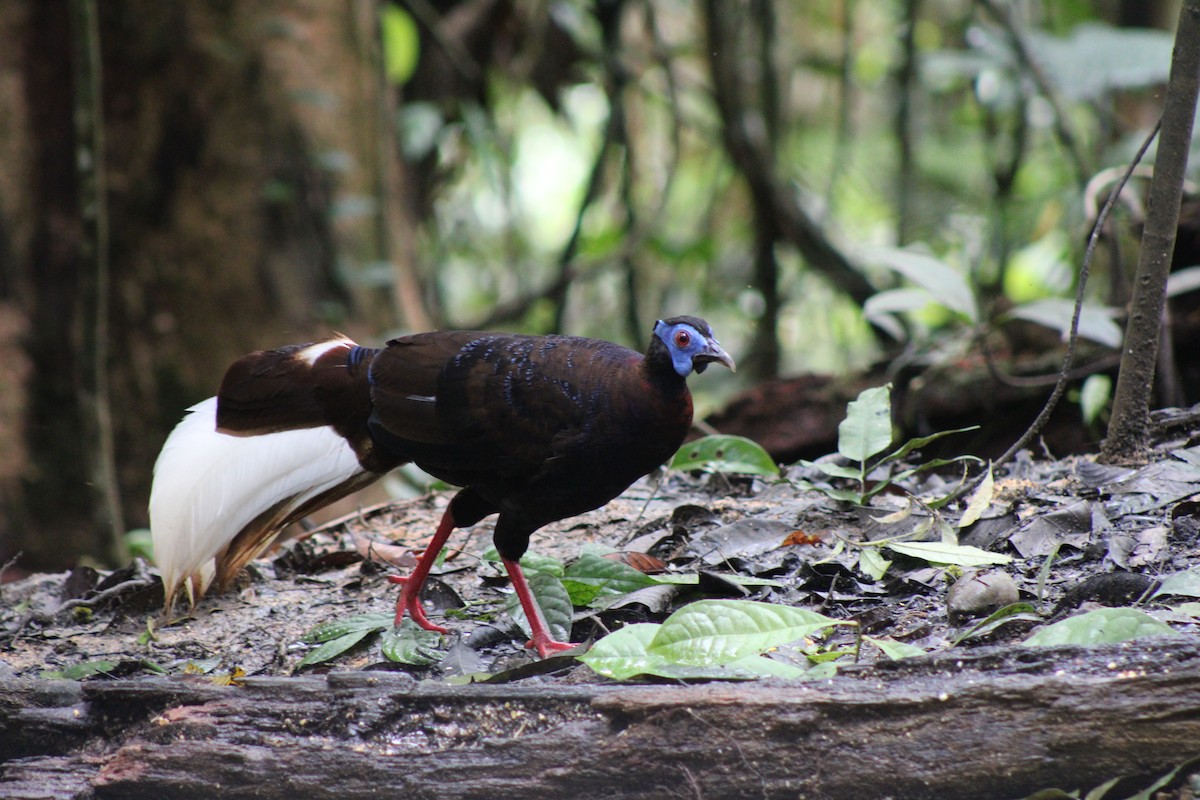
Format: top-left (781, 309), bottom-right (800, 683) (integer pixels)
top-left (865, 636), bottom-right (926, 660)
top-left (578, 624), bottom-right (661, 680)
top-left (578, 623), bottom-right (807, 681)
top-left (670, 435), bottom-right (780, 477)
top-left (505, 569), bottom-right (573, 642)
top-left (886, 541), bottom-right (1012, 567)
top-left (858, 547), bottom-right (892, 581)
top-left (1023, 608), bottom-right (1174, 647)
top-left (380, 619), bottom-right (444, 666)
top-left (1170, 602), bottom-right (1200, 618)
top-left (298, 628), bottom-right (376, 668)
top-left (1152, 567), bottom-right (1200, 599)
top-left (838, 385), bottom-right (894, 464)
top-left (647, 600), bottom-right (851, 666)
top-left (561, 553), bottom-right (658, 606)
top-left (301, 613), bottom-right (392, 643)
top-left (480, 547), bottom-right (565, 578)
top-left (41, 659), bottom-right (119, 681)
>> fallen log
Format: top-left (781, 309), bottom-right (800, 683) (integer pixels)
top-left (4, 638), bottom-right (1200, 798)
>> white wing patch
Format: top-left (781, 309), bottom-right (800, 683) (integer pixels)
top-left (150, 397), bottom-right (363, 603)
top-left (297, 337), bottom-right (354, 366)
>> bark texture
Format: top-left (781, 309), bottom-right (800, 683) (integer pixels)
top-left (0, 0), bottom-right (395, 570)
top-left (3, 640), bottom-right (1200, 799)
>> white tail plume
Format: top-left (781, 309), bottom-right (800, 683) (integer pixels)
top-left (150, 397), bottom-right (364, 608)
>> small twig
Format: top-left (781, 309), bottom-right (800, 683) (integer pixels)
top-left (55, 558), bottom-right (155, 617)
top-left (401, 0), bottom-right (483, 83)
top-left (0, 552), bottom-right (22, 603)
top-left (977, 335), bottom-right (1122, 388)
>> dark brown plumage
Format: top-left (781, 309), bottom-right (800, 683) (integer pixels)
top-left (151, 317), bottom-right (734, 656)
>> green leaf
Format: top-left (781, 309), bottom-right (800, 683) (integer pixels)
top-left (380, 5), bottom-right (419, 85)
top-left (860, 246), bottom-right (979, 321)
top-left (863, 287), bottom-right (941, 318)
top-left (301, 613), bottom-right (391, 644)
top-left (1008, 299), bottom-right (1123, 349)
top-left (480, 547), bottom-right (565, 578)
top-left (297, 629), bottom-right (375, 668)
top-left (858, 547), bottom-right (892, 581)
top-left (1023, 608), bottom-right (1174, 647)
top-left (820, 487), bottom-right (869, 504)
top-left (802, 460), bottom-right (863, 481)
top-left (950, 602), bottom-right (1041, 645)
top-left (647, 600), bottom-right (850, 666)
top-left (724, 655), bottom-right (809, 679)
top-left (380, 619), bottom-right (443, 666)
top-left (886, 541), bottom-right (1012, 567)
top-left (578, 623), bottom-right (664, 680)
top-left (505, 570), bottom-right (573, 642)
top-left (1079, 374), bottom-right (1112, 426)
top-left (1152, 567), bottom-right (1200, 599)
top-left (561, 553), bottom-right (658, 606)
top-left (125, 528), bottom-right (154, 563)
top-left (881, 426), bottom-right (981, 466)
top-left (838, 385), bottom-right (894, 464)
top-left (579, 623), bottom-right (808, 681)
top-left (41, 659), bottom-right (119, 681)
top-left (958, 463), bottom-right (994, 528)
top-left (1168, 265), bottom-right (1200, 297)
top-left (865, 636), bottom-right (926, 660)
top-left (670, 435), bottom-right (779, 477)
top-left (1170, 602), bottom-right (1200, 617)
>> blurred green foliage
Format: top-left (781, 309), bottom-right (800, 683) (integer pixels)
top-left (375, 1), bottom-right (1174, 402)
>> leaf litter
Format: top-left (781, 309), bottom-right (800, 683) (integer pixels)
top-left (5, 425), bottom-right (1200, 685)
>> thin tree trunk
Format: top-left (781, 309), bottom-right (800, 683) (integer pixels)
top-left (1104, 0), bottom-right (1200, 463)
top-left (70, 0), bottom-right (127, 564)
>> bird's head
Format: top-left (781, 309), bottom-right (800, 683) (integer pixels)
top-left (652, 316), bottom-right (736, 377)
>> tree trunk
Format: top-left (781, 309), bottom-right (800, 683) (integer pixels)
top-left (1104, 1), bottom-right (1200, 463)
top-left (0, 0), bottom-right (399, 571)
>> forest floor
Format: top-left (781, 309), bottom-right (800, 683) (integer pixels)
top-left (5, 424), bottom-right (1200, 798)
top-left (5, 431), bottom-right (1200, 682)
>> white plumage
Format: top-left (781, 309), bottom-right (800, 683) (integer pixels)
top-left (149, 396), bottom-right (363, 607)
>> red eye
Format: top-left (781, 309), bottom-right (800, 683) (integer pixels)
top-left (674, 330), bottom-right (691, 348)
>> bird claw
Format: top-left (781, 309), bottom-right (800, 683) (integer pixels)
top-left (392, 575), bottom-right (449, 634)
top-left (526, 636), bottom-right (578, 659)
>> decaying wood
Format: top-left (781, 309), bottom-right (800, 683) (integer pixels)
top-left (4, 639), bottom-right (1200, 799)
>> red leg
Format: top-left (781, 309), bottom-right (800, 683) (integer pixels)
top-left (391, 506), bottom-right (456, 632)
top-left (502, 557), bottom-right (576, 658)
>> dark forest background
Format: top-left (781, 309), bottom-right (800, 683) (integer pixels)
top-left (0, 0), bottom-right (1183, 572)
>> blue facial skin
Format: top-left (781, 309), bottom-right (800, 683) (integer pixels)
top-left (654, 320), bottom-right (709, 377)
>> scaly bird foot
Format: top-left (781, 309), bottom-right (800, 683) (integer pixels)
top-left (525, 635), bottom-right (577, 659)
top-left (388, 574), bottom-right (449, 633)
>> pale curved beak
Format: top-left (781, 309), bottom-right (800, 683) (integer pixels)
top-left (694, 340), bottom-right (736, 373)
